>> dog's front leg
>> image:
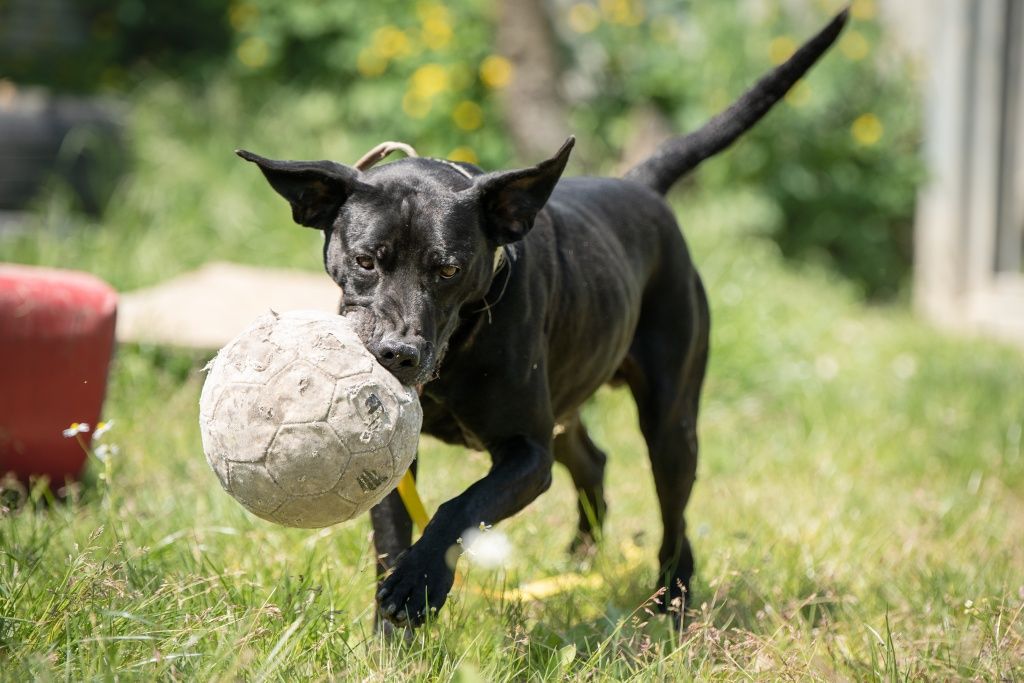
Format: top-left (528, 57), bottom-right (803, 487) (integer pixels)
top-left (376, 435), bottom-right (553, 626)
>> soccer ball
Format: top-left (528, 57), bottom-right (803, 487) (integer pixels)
top-left (198, 310), bottom-right (422, 528)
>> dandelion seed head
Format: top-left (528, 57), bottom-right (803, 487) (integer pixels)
top-left (94, 444), bottom-right (120, 462)
top-left (461, 526), bottom-right (511, 569)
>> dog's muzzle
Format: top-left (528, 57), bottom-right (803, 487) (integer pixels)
top-left (369, 336), bottom-right (435, 386)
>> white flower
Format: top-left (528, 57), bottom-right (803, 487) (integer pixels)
top-left (62, 422), bottom-right (90, 438)
top-left (94, 444), bottom-right (120, 462)
top-left (92, 420), bottom-right (114, 440)
top-left (460, 525), bottom-right (512, 569)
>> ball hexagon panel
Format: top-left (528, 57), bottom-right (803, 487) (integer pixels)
top-left (198, 366), bottom-right (222, 422)
top-left (332, 447), bottom-right (396, 513)
top-left (369, 362), bottom-right (421, 413)
top-left (272, 490), bottom-right (359, 528)
top-left (227, 460), bottom-right (286, 515)
top-left (217, 331), bottom-right (297, 385)
top-left (387, 387), bottom-right (422, 469)
top-left (265, 422), bottom-right (349, 497)
top-left (301, 327), bottom-right (376, 381)
top-left (208, 383), bottom-right (279, 462)
top-left (381, 444), bottom-right (410, 496)
top-left (328, 378), bottom-right (400, 455)
top-left (263, 360), bottom-right (336, 423)
top-left (204, 444), bottom-right (230, 490)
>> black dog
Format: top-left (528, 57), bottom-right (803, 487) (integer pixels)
top-left (239, 10), bottom-right (847, 627)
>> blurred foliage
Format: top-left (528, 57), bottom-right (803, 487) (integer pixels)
top-left (224, 0), bottom-right (512, 165)
top-left (0, 0), bottom-right (230, 91)
top-left (563, 0), bottom-right (923, 299)
top-left (1, 0), bottom-right (922, 299)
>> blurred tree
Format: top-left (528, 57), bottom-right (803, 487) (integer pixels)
top-left (495, 0), bottom-right (571, 161)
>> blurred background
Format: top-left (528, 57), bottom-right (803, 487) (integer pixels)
top-left (3, 0), bottom-right (1020, 339)
top-left (1, 0), bottom-right (925, 298)
top-left (3, 3), bottom-right (1024, 678)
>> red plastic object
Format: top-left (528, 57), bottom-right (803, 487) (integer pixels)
top-left (0, 264), bottom-right (118, 485)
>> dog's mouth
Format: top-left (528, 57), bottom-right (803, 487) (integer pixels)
top-left (342, 306), bottom-right (445, 387)
top-left (342, 306), bottom-right (377, 344)
top-left (383, 352), bottom-right (437, 387)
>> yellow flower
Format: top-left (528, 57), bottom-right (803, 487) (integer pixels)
top-left (410, 63), bottom-right (449, 98)
top-left (448, 146), bottom-right (478, 164)
top-left (421, 16), bottom-right (453, 50)
top-left (357, 48), bottom-right (388, 77)
top-left (480, 55), bottom-right (513, 89)
top-left (769, 36), bottom-right (797, 65)
top-left (568, 3), bottom-right (601, 34)
top-left (237, 36), bottom-right (269, 69)
top-left (403, 91), bottom-right (432, 119)
top-left (851, 0), bottom-right (877, 21)
top-left (416, 1), bottom-right (450, 24)
top-left (785, 80), bottom-right (811, 107)
top-left (418, 2), bottom-right (452, 51)
top-left (373, 26), bottom-right (412, 59)
top-left (228, 2), bottom-right (259, 31)
top-left (851, 113), bottom-right (883, 146)
top-left (840, 30), bottom-right (870, 61)
top-left (600, 0), bottom-right (644, 26)
top-left (452, 100), bottom-right (483, 131)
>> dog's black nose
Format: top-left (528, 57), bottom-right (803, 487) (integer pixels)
top-left (375, 338), bottom-right (421, 371)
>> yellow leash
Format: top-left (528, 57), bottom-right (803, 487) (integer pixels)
top-left (392, 470), bottom-right (646, 601)
top-left (396, 470), bottom-right (431, 532)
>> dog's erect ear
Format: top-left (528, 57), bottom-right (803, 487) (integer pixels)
top-left (472, 136), bottom-right (574, 245)
top-left (236, 150), bottom-right (369, 229)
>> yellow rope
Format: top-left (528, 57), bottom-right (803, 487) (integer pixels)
top-left (396, 469), bottom-right (431, 532)
top-left (393, 469), bottom-right (648, 602)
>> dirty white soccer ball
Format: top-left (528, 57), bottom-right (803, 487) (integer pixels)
top-left (198, 310), bottom-right (422, 528)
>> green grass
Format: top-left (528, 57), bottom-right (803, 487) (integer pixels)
top-left (2, 89), bottom-right (1024, 680)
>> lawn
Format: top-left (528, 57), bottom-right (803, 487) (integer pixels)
top-left (2, 101), bottom-right (1024, 678)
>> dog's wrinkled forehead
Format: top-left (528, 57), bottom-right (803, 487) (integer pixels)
top-left (340, 159), bottom-right (481, 250)
top-left (365, 157), bottom-right (477, 195)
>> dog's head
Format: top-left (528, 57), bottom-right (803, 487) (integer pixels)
top-left (238, 137), bottom-right (573, 386)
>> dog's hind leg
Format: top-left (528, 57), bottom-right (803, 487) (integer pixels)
top-left (622, 271), bottom-right (710, 620)
top-left (553, 412), bottom-right (608, 556)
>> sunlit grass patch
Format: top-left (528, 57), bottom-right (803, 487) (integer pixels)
top-left (2, 91), bottom-right (1023, 677)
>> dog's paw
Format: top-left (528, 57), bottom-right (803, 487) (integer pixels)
top-left (376, 550), bottom-right (455, 627)
top-left (567, 532), bottom-right (599, 562)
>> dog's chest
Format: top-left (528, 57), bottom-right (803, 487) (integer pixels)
top-left (419, 395), bottom-right (487, 451)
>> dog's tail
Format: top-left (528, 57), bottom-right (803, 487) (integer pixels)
top-left (624, 8), bottom-right (849, 195)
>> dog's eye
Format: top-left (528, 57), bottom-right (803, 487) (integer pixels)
top-left (439, 265), bottom-right (460, 279)
top-left (356, 256), bottom-right (375, 270)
